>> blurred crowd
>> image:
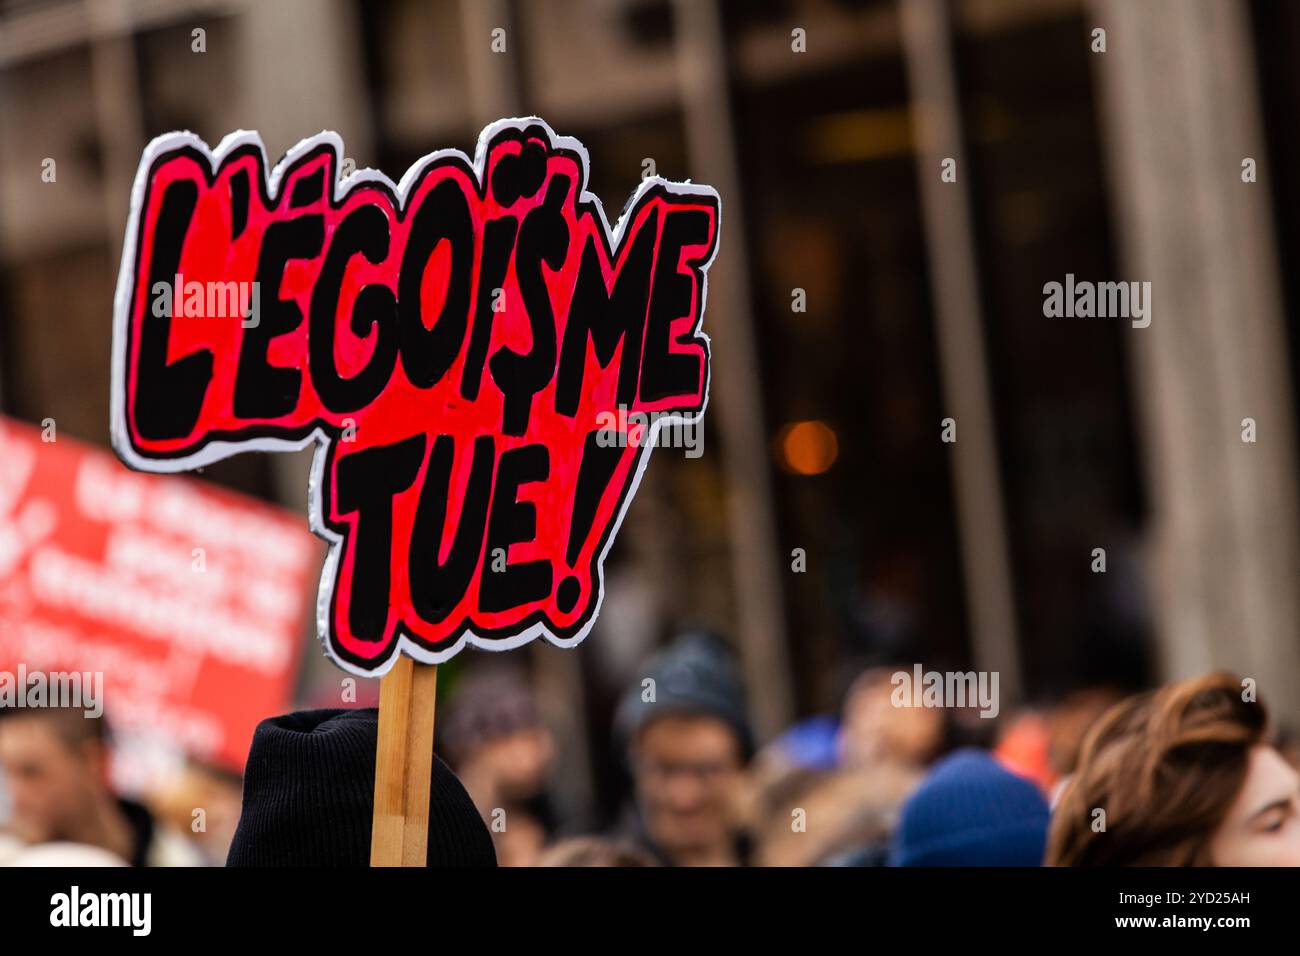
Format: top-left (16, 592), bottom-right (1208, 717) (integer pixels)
top-left (2, 629), bottom-right (1298, 868)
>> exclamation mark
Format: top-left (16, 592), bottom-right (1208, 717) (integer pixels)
top-left (557, 430), bottom-right (623, 613)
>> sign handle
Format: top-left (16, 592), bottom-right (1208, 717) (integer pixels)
top-left (371, 657), bottom-right (438, 866)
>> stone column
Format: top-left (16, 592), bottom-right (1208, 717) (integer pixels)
top-left (1091, 0), bottom-right (1300, 723)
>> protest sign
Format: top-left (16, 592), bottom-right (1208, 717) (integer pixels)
top-left (111, 118), bottom-right (720, 862)
top-left (0, 416), bottom-right (317, 782)
top-left (112, 118), bottom-right (719, 676)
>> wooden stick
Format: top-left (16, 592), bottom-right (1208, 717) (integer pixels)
top-left (371, 657), bottom-right (438, 866)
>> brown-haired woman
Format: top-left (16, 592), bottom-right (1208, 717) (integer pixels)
top-left (1047, 672), bottom-right (1300, 866)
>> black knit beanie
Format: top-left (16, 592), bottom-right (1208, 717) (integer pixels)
top-left (226, 708), bottom-right (496, 867)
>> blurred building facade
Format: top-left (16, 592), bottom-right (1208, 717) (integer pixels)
top-left (1, 0), bottom-right (1298, 821)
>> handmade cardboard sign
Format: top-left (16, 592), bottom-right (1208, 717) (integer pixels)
top-left (111, 119), bottom-right (719, 677)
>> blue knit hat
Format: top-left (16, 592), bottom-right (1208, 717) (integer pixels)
top-left (889, 748), bottom-right (1049, 867)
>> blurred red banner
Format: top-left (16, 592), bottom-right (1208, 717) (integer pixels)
top-left (0, 415), bottom-right (318, 784)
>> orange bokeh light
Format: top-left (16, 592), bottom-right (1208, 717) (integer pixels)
top-left (776, 420), bottom-right (839, 475)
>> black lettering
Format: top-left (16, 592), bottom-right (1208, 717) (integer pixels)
top-left (409, 434), bottom-right (495, 624)
top-left (398, 179), bottom-right (473, 389)
top-left (566, 430), bottom-right (624, 567)
top-left (229, 170), bottom-right (249, 240)
top-left (639, 207), bottom-right (709, 403)
top-left (479, 443), bottom-right (552, 613)
top-left (555, 207), bottom-right (658, 417)
top-left (458, 216), bottom-right (518, 401)
top-left (234, 215), bottom-right (324, 418)
top-left (490, 176), bottom-right (569, 435)
top-left (309, 204), bottom-right (398, 413)
top-left (335, 435), bottom-right (426, 640)
top-left (289, 167), bottom-right (325, 208)
top-left (134, 179), bottom-right (213, 440)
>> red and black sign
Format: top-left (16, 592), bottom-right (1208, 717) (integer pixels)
top-left (111, 119), bottom-right (720, 675)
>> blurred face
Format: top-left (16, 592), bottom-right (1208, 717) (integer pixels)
top-left (842, 672), bottom-right (944, 769)
top-left (633, 714), bottom-right (743, 860)
top-left (494, 811), bottom-right (546, 868)
top-left (0, 717), bottom-right (100, 843)
top-left (1209, 746), bottom-right (1300, 867)
top-left (473, 727), bottom-right (555, 799)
